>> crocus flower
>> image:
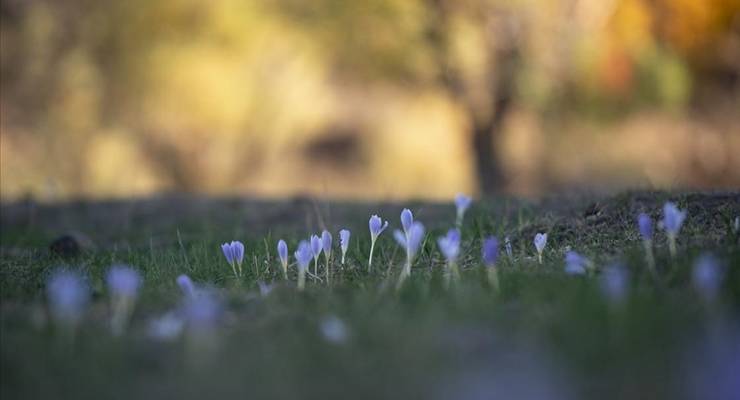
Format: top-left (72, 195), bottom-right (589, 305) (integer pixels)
top-left (638, 213), bottom-right (653, 241)
top-left (148, 311), bottom-right (184, 341)
top-left (534, 233), bottom-right (547, 264)
top-left (437, 228), bottom-right (461, 288)
top-left (505, 236), bottom-right (513, 258)
top-left (482, 236), bottom-right (499, 268)
top-left (394, 221), bottom-right (425, 289)
top-left (692, 253), bottom-right (723, 303)
top-left (46, 269), bottom-right (90, 328)
top-left (294, 240), bottom-right (313, 291)
top-left (455, 194), bottom-right (472, 227)
top-left (320, 315), bottom-right (349, 344)
top-left (401, 209), bottom-right (414, 237)
top-left (277, 240), bottom-right (289, 279)
top-left (599, 263), bottom-right (629, 305)
top-left (177, 274), bottom-right (196, 298)
top-left (310, 234), bottom-right (322, 275)
top-left (321, 231), bottom-right (333, 258)
top-left (564, 251), bottom-right (588, 276)
top-left (258, 281), bottom-right (275, 297)
top-left (661, 202), bottom-right (686, 258)
top-left (339, 229), bottom-right (350, 265)
top-left (368, 214), bottom-right (389, 272)
top-left (221, 241), bottom-right (245, 278)
top-left (106, 264), bottom-right (142, 335)
top-left (482, 236), bottom-right (500, 291)
top-left (183, 289), bottom-right (222, 334)
top-left (322, 230), bottom-right (333, 283)
top-left (638, 213), bottom-right (656, 275)
top-left (734, 216), bottom-right (739, 234)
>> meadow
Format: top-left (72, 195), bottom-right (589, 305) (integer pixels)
top-left (1, 191), bottom-right (739, 400)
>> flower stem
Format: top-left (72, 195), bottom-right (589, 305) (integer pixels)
top-left (368, 240), bottom-right (376, 273)
top-left (230, 262), bottom-right (238, 279)
top-left (395, 259), bottom-right (411, 292)
top-left (643, 240), bottom-right (656, 278)
top-left (487, 267), bottom-right (499, 292)
top-left (450, 261), bottom-right (460, 284)
top-left (297, 269), bottom-right (305, 291)
top-left (325, 255), bottom-right (331, 286)
top-left (668, 234), bottom-right (677, 259)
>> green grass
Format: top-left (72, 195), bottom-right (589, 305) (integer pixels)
top-left (1, 191), bottom-right (739, 399)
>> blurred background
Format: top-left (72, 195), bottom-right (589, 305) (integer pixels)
top-left (1, 0), bottom-right (739, 201)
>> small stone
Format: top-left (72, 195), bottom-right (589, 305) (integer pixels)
top-left (49, 232), bottom-right (93, 258)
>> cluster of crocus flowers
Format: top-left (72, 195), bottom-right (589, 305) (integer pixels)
top-left (455, 194), bottom-right (472, 228)
top-left (221, 241), bottom-right (245, 278)
top-left (534, 233), bottom-right (547, 264)
top-left (339, 229), bottom-right (350, 265)
top-left (294, 241), bottom-right (313, 291)
top-left (437, 229), bottom-right (461, 289)
top-left (661, 202), bottom-right (686, 258)
top-left (106, 265), bottom-right (142, 336)
top-left (46, 269), bottom-right (90, 332)
top-left (393, 211), bottom-right (425, 289)
top-left (482, 236), bottom-right (500, 291)
top-left (277, 240), bottom-right (289, 279)
top-left (367, 215), bottom-right (389, 272)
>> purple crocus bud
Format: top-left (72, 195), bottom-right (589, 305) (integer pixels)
top-left (106, 265), bottom-right (142, 298)
top-left (321, 230), bottom-right (333, 258)
top-left (482, 236), bottom-right (499, 267)
top-left (221, 241), bottom-right (242, 278)
top-left (401, 209), bottom-right (414, 236)
top-left (277, 240), bottom-right (289, 276)
top-left (564, 251), bottom-right (588, 276)
top-left (455, 194), bottom-right (472, 226)
top-left (393, 229), bottom-right (407, 247)
top-left (505, 236), bottom-right (512, 258)
top-left (600, 263), bottom-right (629, 304)
top-left (221, 242), bottom-right (234, 266)
top-left (46, 269), bottom-right (90, 325)
top-left (368, 215), bottom-right (389, 272)
top-left (692, 253), bottom-right (723, 302)
top-left (339, 229), bottom-right (350, 264)
top-left (407, 222), bottom-right (425, 258)
top-left (369, 215), bottom-right (389, 241)
top-left (534, 233), bottom-right (547, 263)
top-left (438, 228), bottom-right (461, 263)
top-left (662, 202), bottom-right (686, 236)
top-left (106, 264), bottom-right (142, 335)
top-left (395, 222), bottom-right (426, 289)
top-left (183, 289), bottom-right (222, 332)
top-left (294, 240), bottom-right (313, 290)
top-left (176, 274), bottom-right (195, 298)
top-left (294, 241), bottom-right (313, 272)
top-left (320, 315), bottom-right (349, 344)
top-left (148, 311), bottom-right (184, 341)
top-left (310, 235), bottom-right (322, 260)
top-left (637, 213), bottom-right (653, 241)
top-left (231, 241), bottom-right (245, 267)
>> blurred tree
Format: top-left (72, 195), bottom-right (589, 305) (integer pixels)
top-left (275, 0), bottom-right (524, 193)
